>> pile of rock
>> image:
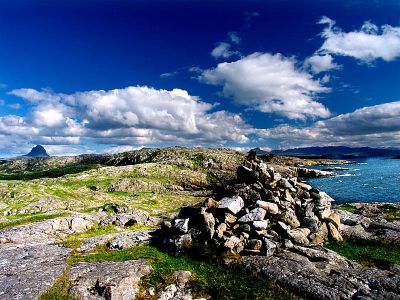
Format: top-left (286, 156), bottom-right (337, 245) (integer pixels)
top-left (161, 155), bottom-right (342, 258)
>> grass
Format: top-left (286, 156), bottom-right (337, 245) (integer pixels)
top-left (0, 212), bottom-right (69, 230)
top-left (0, 164), bottom-right (99, 181)
top-left (61, 224), bottom-right (153, 248)
top-left (335, 204), bottom-right (358, 213)
top-left (325, 238), bottom-right (400, 269)
top-left (107, 191), bottom-right (155, 197)
top-left (79, 245), bottom-right (299, 300)
top-left (39, 266), bottom-right (76, 300)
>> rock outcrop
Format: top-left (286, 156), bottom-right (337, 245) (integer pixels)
top-left (336, 202), bottom-right (400, 245)
top-left (296, 167), bottom-right (335, 178)
top-left (69, 259), bottom-right (151, 300)
top-left (0, 243), bottom-right (71, 300)
top-left (242, 247), bottom-right (400, 300)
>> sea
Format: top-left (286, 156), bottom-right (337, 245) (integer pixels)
top-left (307, 158), bottom-right (400, 204)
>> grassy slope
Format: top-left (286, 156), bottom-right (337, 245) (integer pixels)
top-left (0, 148), bottom-right (244, 219)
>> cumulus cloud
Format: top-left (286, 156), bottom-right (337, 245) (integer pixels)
top-left (5, 86), bottom-right (253, 151)
top-left (211, 42), bottom-right (241, 59)
top-left (318, 17), bottom-right (400, 62)
top-left (200, 52), bottom-right (330, 120)
top-left (304, 54), bottom-right (340, 73)
top-left (259, 101), bottom-right (400, 148)
top-left (211, 32), bottom-right (242, 59)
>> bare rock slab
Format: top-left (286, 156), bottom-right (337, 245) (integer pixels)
top-left (69, 259), bottom-right (151, 300)
top-left (78, 230), bottom-right (154, 252)
top-left (0, 243), bottom-right (71, 300)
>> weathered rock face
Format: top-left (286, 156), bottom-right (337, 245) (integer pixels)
top-left (0, 213), bottom-right (99, 245)
top-left (78, 230), bottom-right (154, 252)
top-left (0, 243), bottom-right (71, 300)
top-left (160, 157), bottom-right (342, 257)
top-left (242, 247), bottom-right (400, 300)
top-left (69, 259), bottom-right (151, 300)
top-left (296, 167), bottom-right (335, 178)
top-left (336, 202), bottom-right (400, 245)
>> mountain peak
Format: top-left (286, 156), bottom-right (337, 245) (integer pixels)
top-left (25, 145), bottom-right (49, 157)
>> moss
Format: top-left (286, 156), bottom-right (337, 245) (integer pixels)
top-left (325, 238), bottom-right (400, 268)
top-left (79, 245), bottom-right (299, 300)
top-left (0, 212), bottom-right (69, 230)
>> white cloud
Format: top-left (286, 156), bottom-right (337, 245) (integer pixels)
top-left (188, 66), bottom-right (203, 74)
top-left (7, 103), bottom-right (21, 109)
top-left (211, 42), bottom-right (240, 59)
top-left (200, 52), bottom-right (330, 120)
top-left (211, 32), bottom-right (242, 59)
top-left (6, 86), bottom-right (253, 149)
top-left (44, 145), bottom-right (96, 156)
top-left (160, 71), bottom-right (178, 78)
top-left (259, 100), bottom-right (400, 148)
top-left (104, 145), bottom-right (146, 154)
top-left (228, 32), bottom-right (241, 44)
top-left (304, 54), bottom-right (340, 73)
top-left (318, 17), bottom-right (400, 62)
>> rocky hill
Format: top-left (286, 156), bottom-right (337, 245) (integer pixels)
top-left (25, 145), bottom-right (49, 157)
top-left (0, 148), bottom-right (398, 299)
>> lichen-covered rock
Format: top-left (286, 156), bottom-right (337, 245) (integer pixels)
top-left (218, 195), bottom-right (244, 215)
top-left (238, 208), bottom-right (266, 223)
top-left (69, 259), bottom-right (151, 300)
top-left (256, 201), bottom-right (279, 214)
top-left (0, 243), bottom-right (71, 300)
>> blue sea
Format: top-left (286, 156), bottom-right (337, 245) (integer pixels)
top-left (307, 158), bottom-right (400, 204)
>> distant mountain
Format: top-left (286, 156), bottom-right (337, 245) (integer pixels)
top-left (250, 147), bottom-right (271, 155)
top-left (270, 146), bottom-right (400, 158)
top-left (25, 145), bottom-right (49, 157)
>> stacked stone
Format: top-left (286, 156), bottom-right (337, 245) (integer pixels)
top-left (162, 155), bottom-right (342, 258)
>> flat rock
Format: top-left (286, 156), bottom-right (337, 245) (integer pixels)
top-left (0, 213), bottom-right (98, 245)
top-left (218, 195), bottom-right (244, 215)
top-left (238, 208), bottom-right (266, 223)
top-left (0, 243), bottom-right (71, 300)
top-left (242, 248), bottom-right (400, 300)
top-left (256, 201), bottom-right (279, 214)
top-left (78, 230), bottom-right (154, 252)
top-left (69, 259), bottom-right (151, 300)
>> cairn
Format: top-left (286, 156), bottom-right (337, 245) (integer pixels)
top-left (161, 152), bottom-right (342, 258)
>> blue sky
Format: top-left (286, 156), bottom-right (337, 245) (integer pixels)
top-left (0, 0), bottom-right (399, 156)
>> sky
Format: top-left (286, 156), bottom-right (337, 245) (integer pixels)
top-left (0, 0), bottom-right (399, 157)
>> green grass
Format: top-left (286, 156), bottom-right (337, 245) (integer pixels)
top-left (0, 212), bottom-right (69, 230)
top-left (39, 266), bottom-right (76, 300)
top-left (79, 245), bottom-right (299, 300)
top-left (107, 191), bottom-right (155, 197)
top-left (61, 224), bottom-right (153, 248)
top-left (325, 239), bottom-right (400, 268)
top-left (336, 204), bottom-right (358, 213)
top-left (0, 164), bottom-right (100, 181)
